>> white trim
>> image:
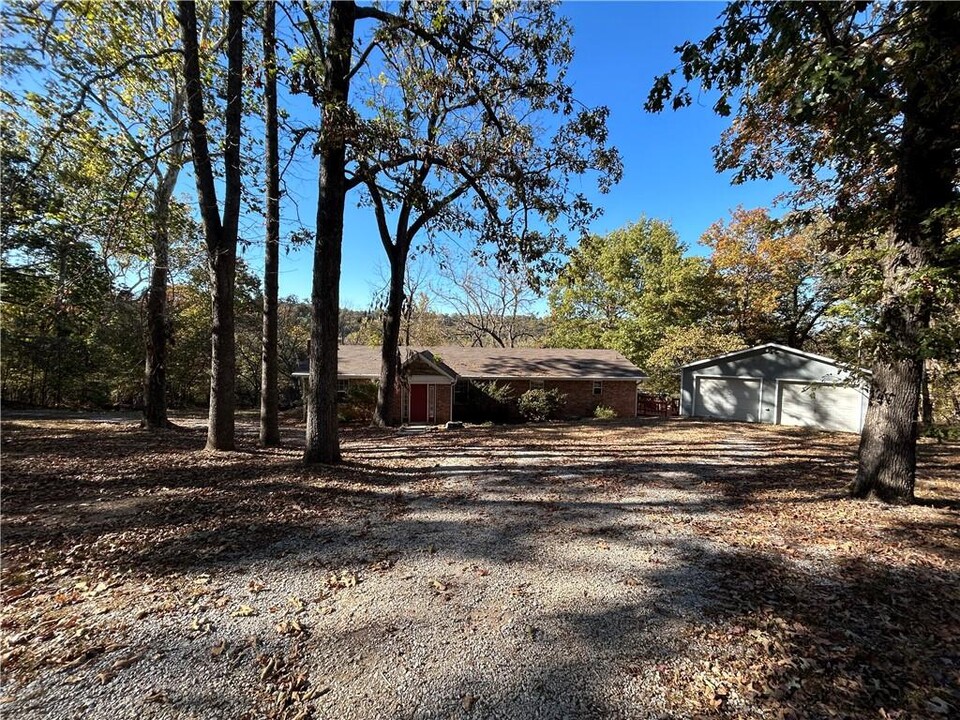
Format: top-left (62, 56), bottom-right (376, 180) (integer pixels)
top-left (408, 374), bottom-right (450, 384)
top-left (680, 342), bottom-right (870, 374)
top-left (692, 374), bottom-right (763, 420)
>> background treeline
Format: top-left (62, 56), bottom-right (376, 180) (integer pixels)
top-left (4, 118), bottom-right (958, 425)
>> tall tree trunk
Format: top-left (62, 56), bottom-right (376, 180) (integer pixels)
top-left (851, 5), bottom-right (957, 503)
top-left (178, 0), bottom-right (244, 451)
top-left (259, 0), bottom-right (281, 447)
top-left (304, 0), bottom-right (356, 464)
top-left (374, 246), bottom-right (407, 426)
top-left (143, 88), bottom-right (186, 430)
top-left (143, 207), bottom-right (171, 428)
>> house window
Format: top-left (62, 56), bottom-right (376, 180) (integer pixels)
top-left (593, 381), bottom-right (602, 395)
top-left (530, 379), bottom-right (544, 390)
top-left (337, 379), bottom-right (348, 401)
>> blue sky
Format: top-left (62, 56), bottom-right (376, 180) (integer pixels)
top-left (259, 1), bottom-right (790, 308)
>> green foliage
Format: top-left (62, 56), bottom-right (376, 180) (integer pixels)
top-left (518, 388), bottom-right (566, 423)
top-left (647, 2), bottom-right (960, 364)
top-left (338, 381), bottom-right (378, 424)
top-left (547, 218), bottom-right (716, 368)
top-left (644, 327), bottom-right (748, 396)
top-left (0, 116), bottom-right (140, 407)
top-left (471, 381), bottom-right (516, 424)
top-left (592, 405), bottom-right (617, 421)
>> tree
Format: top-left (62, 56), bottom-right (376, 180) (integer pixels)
top-left (0, 113), bottom-right (144, 407)
top-left (297, 0), bottom-right (356, 464)
top-left (644, 326), bottom-right (747, 396)
top-left (547, 218), bottom-right (715, 368)
top-left (3, 1), bottom-right (187, 427)
top-left (432, 250), bottom-right (545, 349)
top-left (341, 2), bottom-right (619, 427)
top-left (647, 2), bottom-right (960, 502)
top-left (701, 207), bottom-right (840, 347)
top-left (293, 1), bottom-right (620, 448)
top-left (259, 0), bottom-right (281, 447)
top-left (178, 0), bottom-right (244, 451)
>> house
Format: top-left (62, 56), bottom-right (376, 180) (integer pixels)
top-left (294, 346), bottom-right (646, 424)
top-left (680, 343), bottom-right (869, 433)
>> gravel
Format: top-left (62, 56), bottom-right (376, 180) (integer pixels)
top-left (0, 421), bottom-right (871, 719)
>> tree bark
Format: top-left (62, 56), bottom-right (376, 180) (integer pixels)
top-left (259, 0), bottom-right (281, 447)
top-left (850, 4), bottom-right (958, 503)
top-left (304, 0), bottom-right (356, 464)
top-left (178, 0), bottom-right (243, 451)
top-left (143, 200), bottom-right (171, 428)
top-left (374, 245), bottom-right (408, 426)
top-left (143, 87), bottom-right (186, 430)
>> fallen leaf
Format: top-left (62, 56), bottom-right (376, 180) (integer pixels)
top-left (232, 604), bottom-right (258, 617)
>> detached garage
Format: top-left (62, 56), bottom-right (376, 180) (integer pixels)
top-left (680, 344), bottom-right (868, 433)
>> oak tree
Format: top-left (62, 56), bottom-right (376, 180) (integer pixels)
top-left (648, 1), bottom-right (960, 502)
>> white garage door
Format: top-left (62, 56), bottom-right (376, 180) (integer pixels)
top-left (777, 381), bottom-right (865, 433)
top-left (694, 377), bottom-right (762, 422)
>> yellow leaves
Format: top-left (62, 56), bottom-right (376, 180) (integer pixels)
top-left (275, 618), bottom-right (305, 636)
top-left (231, 604), bottom-right (258, 618)
top-left (325, 570), bottom-right (358, 590)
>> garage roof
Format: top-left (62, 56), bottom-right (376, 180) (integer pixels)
top-left (681, 343), bottom-right (868, 373)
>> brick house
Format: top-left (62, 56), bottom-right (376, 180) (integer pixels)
top-left (294, 346), bottom-right (645, 425)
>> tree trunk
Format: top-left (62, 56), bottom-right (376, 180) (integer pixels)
top-left (178, 0), bottom-right (243, 451)
top-left (143, 211), bottom-right (171, 428)
top-left (259, 0), bottom-right (281, 447)
top-left (374, 247), bottom-right (407, 426)
top-left (304, 0), bottom-right (356, 464)
top-left (851, 6), bottom-right (957, 502)
top-left (143, 87), bottom-right (186, 430)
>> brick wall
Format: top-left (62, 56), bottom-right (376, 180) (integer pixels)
top-left (452, 378), bottom-right (637, 421)
top-left (544, 379), bottom-right (636, 418)
top-left (436, 383), bottom-right (452, 424)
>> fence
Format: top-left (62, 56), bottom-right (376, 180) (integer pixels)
top-left (637, 392), bottom-right (679, 418)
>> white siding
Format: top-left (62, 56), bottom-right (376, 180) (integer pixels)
top-left (777, 381), bottom-right (865, 433)
top-left (693, 377), bottom-right (762, 422)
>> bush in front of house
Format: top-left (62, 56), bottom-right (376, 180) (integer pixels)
top-left (593, 404), bottom-right (617, 420)
top-left (338, 380), bottom-right (378, 424)
top-left (473, 380), bottom-right (517, 424)
top-left (517, 388), bottom-right (566, 422)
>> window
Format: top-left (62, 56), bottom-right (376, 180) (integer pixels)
top-left (530, 379), bottom-right (544, 390)
top-left (593, 381), bottom-right (602, 395)
top-left (337, 379), bottom-right (349, 401)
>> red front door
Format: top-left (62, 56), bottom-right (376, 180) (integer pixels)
top-left (409, 384), bottom-right (428, 423)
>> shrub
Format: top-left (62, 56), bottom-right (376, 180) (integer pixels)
top-left (593, 404), bottom-right (617, 420)
top-left (470, 380), bottom-right (516, 423)
top-left (338, 380), bottom-right (378, 424)
top-left (517, 388), bottom-right (566, 422)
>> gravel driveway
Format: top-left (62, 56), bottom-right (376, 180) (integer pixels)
top-left (2, 419), bottom-right (957, 719)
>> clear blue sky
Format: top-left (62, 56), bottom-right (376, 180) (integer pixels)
top-left (261, 1), bottom-right (790, 308)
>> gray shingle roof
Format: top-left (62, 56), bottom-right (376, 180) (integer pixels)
top-left (293, 346), bottom-right (645, 380)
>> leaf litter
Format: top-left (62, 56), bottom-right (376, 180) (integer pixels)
top-left (0, 417), bottom-right (957, 719)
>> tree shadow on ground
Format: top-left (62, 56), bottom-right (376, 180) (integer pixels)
top-left (1, 419), bottom-right (957, 718)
